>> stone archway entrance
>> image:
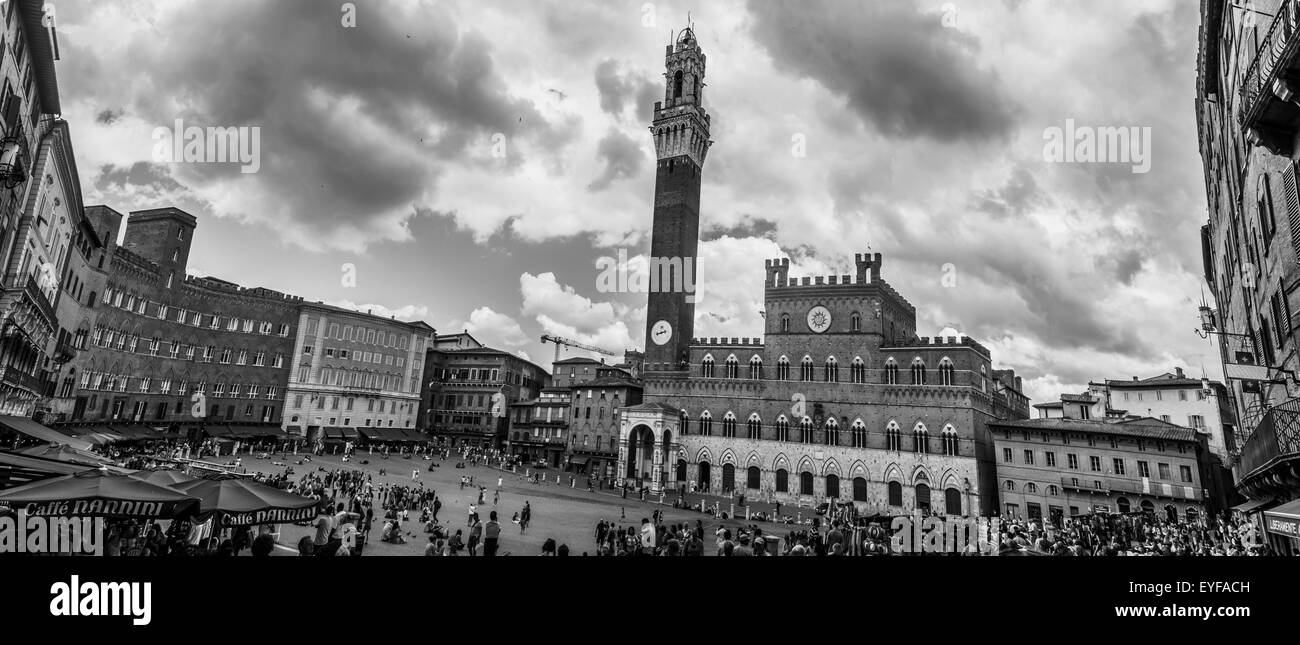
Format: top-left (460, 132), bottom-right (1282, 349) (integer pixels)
top-left (698, 461), bottom-right (711, 492)
top-left (615, 402), bottom-right (682, 494)
top-left (625, 424), bottom-right (655, 484)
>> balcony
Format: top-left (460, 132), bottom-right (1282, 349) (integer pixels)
top-left (0, 273), bottom-right (57, 335)
top-left (1239, 0), bottom-right (1300, 153)
top-left (55, 339), bottom-right (78, 362)
top-left (1238, 398), bottom-right (1300, 479)
top-left (0, 365), bottom-right (48, 395)
top-left (1059, 476), bottom-right (1204, 502)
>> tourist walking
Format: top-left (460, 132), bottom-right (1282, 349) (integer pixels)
top-left (468, 518), bottom-right (482, 556)
top-left (484, 511), bottom-right (502, 556)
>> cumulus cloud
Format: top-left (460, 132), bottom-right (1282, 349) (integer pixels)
top-left (589, 129), bottom-right (644, 191)
top-left (60, 0), bottom-right (572, 252)
top-left (520, 272), bottom-right (638, 351)
top-left (464, 306), bottom-right (530, 348)
top-left (747, 0), bottom-right (1018, 142)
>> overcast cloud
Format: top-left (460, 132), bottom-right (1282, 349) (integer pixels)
top-left (51, 0), bottom-right (1215, 403)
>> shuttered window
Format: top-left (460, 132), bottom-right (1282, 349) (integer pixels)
top-left (1283, 161), bottom-right (1300, 263)
top-left (1281, 280), bottom-right (1294, 340)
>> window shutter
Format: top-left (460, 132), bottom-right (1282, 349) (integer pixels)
top-left (1284, 161), bottom-right (1300, 262)
top-left (1282, 281), bottom-right (1295, 339)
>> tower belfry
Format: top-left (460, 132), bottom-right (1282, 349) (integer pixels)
top-left (644, 27), bottom-right (712, 372)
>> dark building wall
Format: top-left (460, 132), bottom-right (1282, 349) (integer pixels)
top-left (77, 240), bottom-right (300, 425)
top-left (422, 349), bottom-right (550, 445)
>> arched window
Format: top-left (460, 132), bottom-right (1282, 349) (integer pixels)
top-left (780, 315), bottom-right (790, 333)
top-left (850, 312), bottom-right (861, 332)
top-left (913, 423), bottom-right (930, 454)
top-left (776, 469), bottom-right (789, 493)
top-left (886, 421), bottom-right (902, 451)
top-left (680, 409), bottom-right (689, 435)
top-left (884, 358), bottom-right (899, 385)
top-left (1025, 482), bottom-right (1038, 494)
top-left (942, 425), bottom-right (959, 456)
top-left (826, 474), bottom-right (841, 499)
top-left (747, 466), bottom-right (761, 490)
top-left (799, 417), bottom-right (813, 444)
top-left (1117, 497), bottom-right (1131, 513)
top-left (853, 477), bottom-right (868, 502)
top-left (799, 471), bottom-right (814, 495)
top-left (800, 356), bottom-right (815, 381)
top-left (724, 355), bottom-right (739, 379)
top-left (699, 411), bottom-right (712, 436)
top-left (825, 417), bottom-right (840, 446)
top-left (701, 355), bottom-right (715, 378)
top-left (945, 488), bottom-right (962, 515)
top-left (851, 418), bottom-right (867, 448)
top-left (747, 413), bottom-right (762, 440)
top-left (1141, 500), bottom-right (1154, 513)
top-left (673, 70), bottom-right (684, 99)
top-left (1004, 480), bottom-right (1016, 491)
top-left (911, 358), bottom-right (927, 385)
top-left (850, 357), bottom-right (866, 383)
top-left (915, 483), bottom-right (931, 512)
top-left (776, 356), bottom-right (790, 381)
top-left (775, 415), bottom-right (790, 442)
top-left (939, 358), bottom-right (955, 386)
top-left (749, 355), bottom-right (763, 380)
top-left (722, 412), bottom-right (737, 438)
top-left (1048, 485), bottom-right (1059, 496)
top-left (887, 481), bottom-right (903, 506)
top-left (824, 356), bottom-right (839, 382)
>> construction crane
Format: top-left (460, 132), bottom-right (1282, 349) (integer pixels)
top-left (540, 334), bottom-right (615, 365)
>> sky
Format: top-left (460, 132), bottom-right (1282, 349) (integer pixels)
top-left (47, 0), bottom-right (1219, 404)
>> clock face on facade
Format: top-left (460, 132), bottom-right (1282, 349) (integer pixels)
top-left (807, 305), bottom-right (832, 334)
top-left (651, 320), bottom-right (673, 345)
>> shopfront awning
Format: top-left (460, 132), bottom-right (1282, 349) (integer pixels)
top-left (338, 427), bottom-right (360, 441)
top-left (1232, 497), bottom-right (1277, 515)
top-left (228, 425), bottom-right (287, 439)
top-left (0, 416), bottom-right (93, 452)
top-left (204, 425), bottom-right (237, 439)
top-left (322, 427), bottom-right (345, 440)
top-left (107, 425), bottom-right (159, 442)
top-left (1263, 499), bottom-right (1300, 541)
top-left (568, 456), bottom-right (589, 466)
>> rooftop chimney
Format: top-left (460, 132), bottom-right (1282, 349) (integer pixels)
top-left (1132, 376), bottom-right (1138, 381)
top-left (1175, 367), bottom-right (1184, 379)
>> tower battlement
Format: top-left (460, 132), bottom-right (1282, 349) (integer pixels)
top-left (882, 335), bottom-right (991, 359)
top-left (764, 252), bottom-right (886, 289)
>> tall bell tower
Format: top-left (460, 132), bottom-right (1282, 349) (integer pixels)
top-left (644, 27), bottom-right (711, 371)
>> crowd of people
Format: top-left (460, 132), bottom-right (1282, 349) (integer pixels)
top-left (5, 426), bottom-right (1290, 557)
top-left (582, 509), bottom-right (1278, 556)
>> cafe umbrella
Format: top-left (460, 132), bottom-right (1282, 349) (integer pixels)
top-left (128, 469), bottom-right (199, 487)
top-left (0, 470), bottom-right (198, 519)
top-left (170, 477), bottom-right (320, 527)
top-left (16, 444), bottom-right (113, 467)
